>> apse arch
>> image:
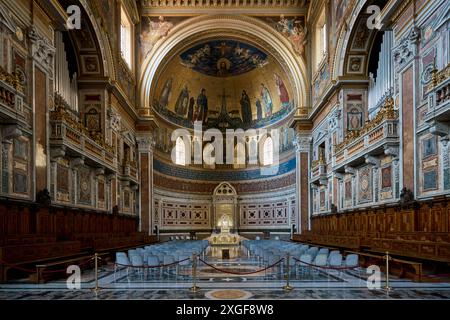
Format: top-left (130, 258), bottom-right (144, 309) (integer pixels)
top-left (139, 15), bottom-right (308, 115)
top-left (332, 0), bottom-right (391, 82)
top-left (78, 0), bottom-right (114, 78)
top-left (332, 0), bottom-right (370, 79)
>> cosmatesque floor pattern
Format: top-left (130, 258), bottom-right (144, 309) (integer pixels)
top-left (1, 248), bottom-right (450, 300)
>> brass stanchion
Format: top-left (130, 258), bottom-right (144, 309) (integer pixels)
top-left (36, 265), bottom-right (46, 284)
top-left (91, 253), bottom-right (102, 294)
top-left (190, 253), bottom-right (200, 293)
top-left (283, 254), bottom-right (293, 291)
top-left (384, 251), bottom-right (392, 292)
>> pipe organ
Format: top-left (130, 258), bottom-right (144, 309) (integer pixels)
top-left (54, 31), bottom-right (78, 112)
top-left (368, 31), bottom-right (394, 119)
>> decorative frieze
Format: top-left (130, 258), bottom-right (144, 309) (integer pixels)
top-left (108, 107), bottom-right (122, 132)
top-left (28, 26), bottom-right (55, 73)
top-left (393, 27), bottom-right (420, 71)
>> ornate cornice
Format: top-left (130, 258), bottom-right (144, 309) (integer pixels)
top-left (390, 0), bottom-right (413, 24)
top-left (141, 0), bottom-right (308, 15)
top-left (0, 2), bottom-right (17, 34)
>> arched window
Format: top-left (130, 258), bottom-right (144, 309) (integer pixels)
top-left (263, 137), bottom-right (273, 166)
top-left (175, 137), bottom-right (185, 165)
top-left (234, 142), bottom-right (246, 169)
top-left (120, 6), bottom-right (132, 68)
top-left (314, 8), bottom-right (327, 71)
top-left (203, 143), bottom-right (215, 169)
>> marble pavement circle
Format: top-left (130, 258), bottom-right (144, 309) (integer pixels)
top-left (205, 289), bottom-right (253, 300)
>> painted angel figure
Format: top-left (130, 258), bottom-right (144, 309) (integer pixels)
top-left (139, 16), bottom-right (174, 58)
top-left (153, 16), bottom-right (173, 37)
top-left (276, 14), bottom-right (294, 36)
top-left (234, 43), bottom-right (243, 56)
top-left (290, 24), bottom-right (308, 56)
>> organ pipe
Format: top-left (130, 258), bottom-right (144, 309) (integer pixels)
top-left (368, 31), bottom-right (394, 119)
top-left (54, 31), bottom-right (78, 112)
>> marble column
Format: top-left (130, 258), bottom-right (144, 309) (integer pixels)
top-left (1, 140), bottom-right (12, 194)
top-left (137, 134), bottom-right (155, 234)
top-left (49, 147), bottom-right (65, 202)
top-left (106, 173), bottom-right (115, 213)
top-left (441, 137), bottom-right (450, 190)
top-left (365, 155), bottom-right (380, 203)
top-left (28, 26), bottom-right (55, 199)
top-left (234, 197), bottom-right (239, 232)
top-left (94, 168), bottom-right (105, 210)
top-left (293, 133), bottom-right (311, 234)
top-left (70, 157), bottom-right (84, 206)
top-left (393, 26), bottom-right (420, 196)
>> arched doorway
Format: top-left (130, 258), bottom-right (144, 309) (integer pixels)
top-left (212, 182), bottom-right (238, 233)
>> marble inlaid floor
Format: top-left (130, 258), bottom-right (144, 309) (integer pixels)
top-left (1, 248), bottom-right (450, 300)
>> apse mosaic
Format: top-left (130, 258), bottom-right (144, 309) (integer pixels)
top-left (152, 41), bottom-right (295, 130)
top-left (179, 40), bottom-right (269, 77)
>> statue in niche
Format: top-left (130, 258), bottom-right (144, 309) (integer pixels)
top-left (274, 73), bottom-right (290, 105)
top-left (197, 88), bottom-right (208, 124)
top-left (256, 98), bottom-right (263, 120)
top-left (36, 188), bottom-right (51, 207)
top-left (174, 84), bottom-right (189, 117)
top-left (240, 90), bottom-right (252, 124)
top-left (289, 24), bottom-right (308, 56)
top-left (159, 77), bottom-right (172, 110)
top-left (275, 15), bottom-right (307, 56)
top-left (260, 83), bottom-right (273, 117)
top-left (140, 16), bottom-right (174, 59)
top-left (400, 188), bottom-right (414, 205)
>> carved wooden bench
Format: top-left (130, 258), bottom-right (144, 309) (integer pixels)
top-left (0, 241), bottom-right (82, 282)
top-left (347, 250), bottom-right (423, 282)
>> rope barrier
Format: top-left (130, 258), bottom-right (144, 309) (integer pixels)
top-left (422, 273), bottom-right (450, 279)
top-left (0, 257), bottom-right (95, 275)
top-left (198, 258), bottom-right (284, 275)
top-left (40, 258), bottom-right (94, 274)
top-left (0, 257), bottom-right (95, 274)
top-left (292, 257), bottom-right (359, 270)
top-left (114, 257), bottom-right (190, 269)
top-left (0, 259), bottom-right (37, 273)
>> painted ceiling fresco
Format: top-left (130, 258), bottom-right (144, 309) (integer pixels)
top-left (179, 40), bottom-right (269, 78)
